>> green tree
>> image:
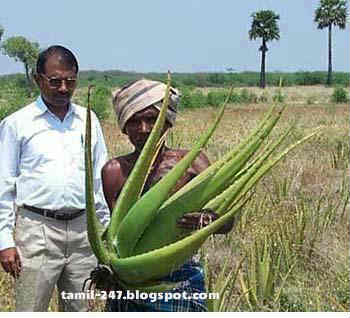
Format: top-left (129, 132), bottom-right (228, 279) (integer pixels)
top-left (314, 0), bottom-right (348, 86)
top-left (249, 10), bottom-right (280, 89)
top-left (1, 36), bottom-right (40, 88)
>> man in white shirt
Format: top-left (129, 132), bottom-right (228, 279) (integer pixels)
top-left (0, 45), bottom-right (109, 311)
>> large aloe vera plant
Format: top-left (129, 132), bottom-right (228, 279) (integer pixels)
top-left (85, 76), bottom-right (321, 291)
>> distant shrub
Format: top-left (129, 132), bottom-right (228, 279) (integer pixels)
top-left (207, 91), bottom-right (227, 107)
top-left (331, 87), bottom-right (349, 103)
top-left (189, 90), bottom-right (206, 108)
top-left (333, 73), bottom-right (350, 86)
top-left (307, 96), bottom-right (317, 105)
top-left (258, 91), bottom-right (269, 103)
top-left (0, 83), bottom-right (32, 121)
top-left (182, 77), bottom-right (199, 87)
top-left (178, 87), bottom-right (260, 109)
top-left (178, 87), bottom-right (193, 109)
top-left (178, 87), bottom-right (207, 109)
top-left (208, 73), bottom-right (226, 85)
top-left (239, 89), bottom-right (257, 104)
top-left (85, 86), bottom-right (111, 121)
top-left (0, 105), bottom-right (14, 121)
top-left (227, 91), bottom-right (241, 103)
top-left (295, 72), bottom-right (325, 86)
top-left (272, 89), bottom-right (285, 103)
top-left (0, 96), bottom-right (28, 121)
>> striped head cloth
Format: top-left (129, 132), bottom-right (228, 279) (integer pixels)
top-left (113, 79), bottom-right (180, 133)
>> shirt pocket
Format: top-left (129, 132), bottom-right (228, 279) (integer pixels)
top-left (65, 131), bottom-right (86, 171)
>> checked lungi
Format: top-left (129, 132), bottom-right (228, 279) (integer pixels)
top-left (105, 260), bottom-right (208, 312)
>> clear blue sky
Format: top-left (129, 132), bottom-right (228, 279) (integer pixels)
top-left (0, 0), bottom-right (349, 75)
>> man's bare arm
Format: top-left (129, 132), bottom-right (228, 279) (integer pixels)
top-left (102, 159), bottom-right (126, 213)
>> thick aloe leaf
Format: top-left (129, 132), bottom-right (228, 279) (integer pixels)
top-left (110, 199), bottom-right (247, 283)
top-left (85, 86), bottom-right (111, 265)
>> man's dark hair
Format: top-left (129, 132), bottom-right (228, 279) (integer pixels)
top-left (36, 45), bottom-right (79, 75)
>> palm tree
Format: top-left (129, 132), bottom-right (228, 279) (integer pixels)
top-left (249, 10), bottom-right (280, 89)
top-left (314, 0), bottom-right (348, 86)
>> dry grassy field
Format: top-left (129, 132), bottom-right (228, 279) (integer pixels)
top-left (0, 85), bottom-right (349, 311)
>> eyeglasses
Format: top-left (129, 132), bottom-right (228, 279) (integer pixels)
top-left (40, 73), bottom-right (77, 88)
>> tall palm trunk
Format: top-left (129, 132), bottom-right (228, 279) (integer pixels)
top-left (327, 24), bottom-right (333, 86)
top-left (260, 38), bottom-right (267, 89)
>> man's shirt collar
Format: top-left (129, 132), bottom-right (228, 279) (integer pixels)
top-left (33, 96), bottom-right (84, 121)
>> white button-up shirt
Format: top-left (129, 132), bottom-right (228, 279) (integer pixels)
top-left (0, 96), bottom-right (110, 250)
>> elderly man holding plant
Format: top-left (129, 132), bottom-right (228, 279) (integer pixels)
top-left (101, 79), bottom-right (233, 312)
